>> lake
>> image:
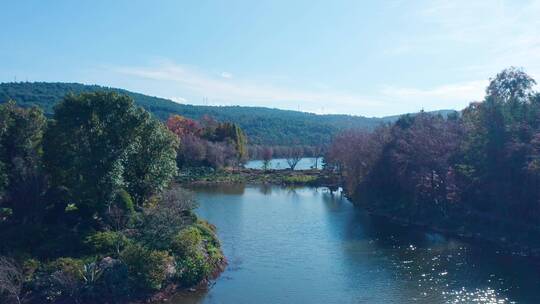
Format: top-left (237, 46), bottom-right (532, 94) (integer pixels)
top-left (245, 157), bottom-right (324, 170)
top-left (173, 184), bottom-right (540, 304)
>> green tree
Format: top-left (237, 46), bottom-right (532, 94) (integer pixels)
top-left (458, 68), bottom-right (537, 214)
top-left (487, 67), bottom-right (536, 104)
top-left (0, 101), bottom-right (47, 222)
top-left (214, 122), bottom-right (248, 164)
top-left (43, 92), bottom-right (177, 222)
top-left (0, 162), bottom-right (7, 200)
top-left (120, 243), bottom-right (171, 291)
top-left (124, 116), bottom-right (178, 205)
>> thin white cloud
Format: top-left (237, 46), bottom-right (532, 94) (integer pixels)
top-left (220, 72), bottom-right (233, 79)
top-left (450, 1), bottom-right (538, 57)
top-left (107, 61), bottom-right (494, 116)
top-left (380, 80), bottom-right (487, 112)
top-left (88, 1), bottom-right (540, 117)
top-left (110, 61), bottom-right (388, 115)
top-left (170, 96), bottom-right (187, 103)
top-left (387, 0), bottom-right (540, 77)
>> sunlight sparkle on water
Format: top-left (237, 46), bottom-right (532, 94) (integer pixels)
top-left (442, 287), bottom-right (514, 303)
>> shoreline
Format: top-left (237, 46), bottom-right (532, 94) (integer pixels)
top-left (177, 167), bottom-right (337, 188)
top-left (181, 170), bottom-right (540, 259)
top-left (143, 258), bottom-right (227, 304)
top-left (353, 202), bottom-right (540, 259)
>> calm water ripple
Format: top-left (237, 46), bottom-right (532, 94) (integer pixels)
top-left (172, 185), bottom-right (540, 304)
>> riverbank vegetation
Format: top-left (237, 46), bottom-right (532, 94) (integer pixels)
top-left (166, 114), bottom-right (247, 169)
top-left (0, 93), bottom-right (225, 304)
top-left (177, 167), bottom-right (325, 187)
top-left (326, 67), bottom-right (540, 253)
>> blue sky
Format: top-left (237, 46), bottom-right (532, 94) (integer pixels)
top-left (1, 0), bottom-right (539, 116)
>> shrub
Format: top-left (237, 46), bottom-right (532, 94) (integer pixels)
top-left (138, 188), bottom-right (196, 250)
top-left (171, 226), bottom-right (203, 258)
top-left (33, 257), bottom-right (85, 303)
top-left (115, 189), bottom-right (134, 212)
top-left (194, 221), bottom-right (224, 272)
top-left (194, 220), bottom-right (221, 249)
top-left (106, 189), bottom-right (136, 230)
top-left (45, 258), bottom-right (84, 279)
top-left (78, 262), bottom-right (104, 300)
top-left (175, 252), bottom-right (210, 287)
top-left (86, 231), bottom-right (130, 255)
top-left (120, 244), bottom-right (172, 291)
top-left (22, 258), bottom-right (40, 281)
top-left (171, 224), bottom-right (223, 287)
top-left (206, 245), bottom-right (224, 268)
top-left (97, 257), bottom-right (130, 301)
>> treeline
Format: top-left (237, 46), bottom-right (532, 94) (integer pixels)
top-left (327, 68), bottom-right (540, 248)
top-left (0, 82), bottom-right (386, 148)
top-left (0, 93), bottom-right (225, 303)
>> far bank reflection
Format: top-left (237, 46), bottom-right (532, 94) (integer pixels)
top-left (174, 184), bottom-right (540, 304)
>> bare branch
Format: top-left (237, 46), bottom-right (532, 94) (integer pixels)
top-left (0, 257), bottom-right (23, 304)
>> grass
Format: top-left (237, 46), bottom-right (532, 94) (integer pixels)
top-left (177, 167), bottom-right (325, 186)
top-left (282, 175), bottom-right (317, 185)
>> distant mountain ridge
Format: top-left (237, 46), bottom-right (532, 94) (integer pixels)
top-left (0, 82), bottom-right (456, 146)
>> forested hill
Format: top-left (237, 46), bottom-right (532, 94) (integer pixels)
top-left (0, 82), bottom-right (453, 146)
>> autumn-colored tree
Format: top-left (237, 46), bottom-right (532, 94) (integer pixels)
top-left (166, 115), bottom-right (248, 169)
top-left (330, 67), bottom-right (540, 236)
top-left (214, 122), bottom-right (248, 164)
top-left (166, 115), bottom-right (201, 138)
top-left (200, 114), bottom-right (219, 138)
top-left (177, 134), bottom-right (207, 167)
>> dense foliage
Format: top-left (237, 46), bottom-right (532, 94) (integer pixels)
top-left (166, 114), bottom-right (247, 168)
top-left (0, 93), bottom-right (224, 304)
top-left (0, 101), bottom-right (47, 224)
top-left (0, 82), bottom-right (449, 149)
top-left (44, 92), bottom-right (178, 216)
top-left (327, 67), bottom-right (540, 249)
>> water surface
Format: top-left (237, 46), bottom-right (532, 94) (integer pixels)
top-left (174, 184), bottom-right (540, 304)
top-left (245, 157), bottom-right (324, 170)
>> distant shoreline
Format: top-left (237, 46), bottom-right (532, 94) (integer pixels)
top-left (177, 167), bottom-right (339, 188)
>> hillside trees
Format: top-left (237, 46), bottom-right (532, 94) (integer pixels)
top-left (0, 82), bottom-right (388, 149)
